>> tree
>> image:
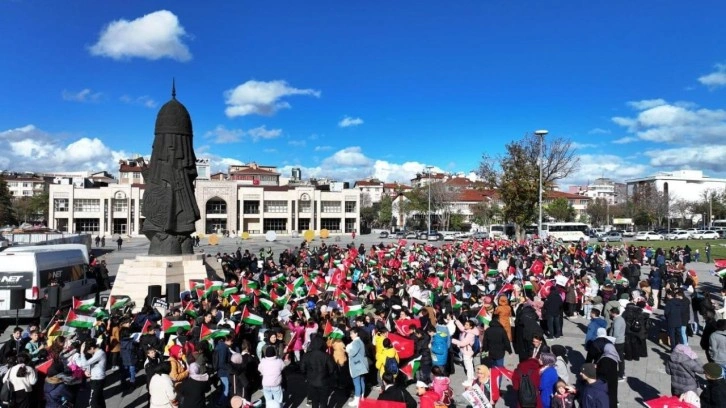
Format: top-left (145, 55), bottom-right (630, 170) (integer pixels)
top-left (378, 195), bottom-right (393, 227)
top-left (585, 198), bottom-right (608, 227)
top-left (470, 201), bottom-right (502, 226)
top-left (546, 197), bottom-right (576, 222)
top-left (360, 205), bottom-right (377, 227)
top-left (0, 176), bottom-right (16, 226)
top-left (449, 212), bottom-right (465, 231)
top-left (478, 133), bottom-right (579, 238)
top-left (630, 183), bottom-right (668, 228)
top-left (671, 199), bottom-right (692, 227)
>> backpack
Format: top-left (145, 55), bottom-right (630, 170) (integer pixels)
top-left (431, 332), bottom-right (448, 357)
top-left (440, 386), bottom-right (454, 406)
top-left (384, 356), bottom-right (399, 374)
top-left (472, 335), bottom-right (481, 355)
top-left (630, 317), bottom-right (642, 333)
top-left (0, 373), bottom-right (15, 407)
top-left (518, 369), bottom-right (538, 407)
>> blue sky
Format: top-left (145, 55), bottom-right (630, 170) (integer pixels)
top-left (1, 1), bottom-right (726, 187)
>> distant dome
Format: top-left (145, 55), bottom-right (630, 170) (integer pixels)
top-left (154, 81), bottom-right (193, 136)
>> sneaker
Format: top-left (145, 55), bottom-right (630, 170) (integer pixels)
top-left (618, 377), bottom-right (626, 382)
top-left (348, 397), bottom-right (360, 407)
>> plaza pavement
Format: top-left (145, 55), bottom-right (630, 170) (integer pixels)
top-left (9, 235), bottom-right (726, 407)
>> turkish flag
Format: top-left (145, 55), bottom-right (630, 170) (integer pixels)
top-left (387, 333), bottom-right (415, 359)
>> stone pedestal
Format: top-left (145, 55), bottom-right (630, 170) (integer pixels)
top-left (108, 254), bottom-right (207, 312)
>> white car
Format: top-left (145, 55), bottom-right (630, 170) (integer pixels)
top-left (634, 231), bottom-right (664, 241)
top-left (693, 230), bottom-right (720, 240)
top-left (443, 232), bottom-right (457, 241)
top-left (667, 231), bottom-right (691, 240)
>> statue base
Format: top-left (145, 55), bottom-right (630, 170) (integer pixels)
top-left (108, 254), bottom-right (207, 312)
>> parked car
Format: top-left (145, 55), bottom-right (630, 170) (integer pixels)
top-left (667, 231), bottom-right (691, 240)
top-left (378, 231), bottom-right (390, 238)
top-left (426, 230), bottom-right (443, 241)
top-left (622, 230), bottom-right (636, 237)
top-left (455, 231), bottom-right (472, 239)
top-left (395, 230), bottom-right (407, 239)
top-left (443, 232), bottom-right (457, 241)
top-left (634, 231), bottom-right (664, 241)
top-left (472, 231), bottom-right (489, 240)
top-left (598, 231), bottom-right (623, 242)
top-left (693, 230), bottom-right (720, 240)
top-left (404, 231), bottom-right (417, 239)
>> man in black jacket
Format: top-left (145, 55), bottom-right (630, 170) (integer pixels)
top-left (1, 327), bottom-right (25, 363)
top-left (543, 287), bottom-right (564, 339)
top-left (664, 290), bottom-right (684, 351)
top-left (301, 334), bottom-right (335, 408)
top-left (482, 316), bottom-right (512, 367)
top-left (378, 372), bottom-right (417, 408)
top-left (411, 328), bottom-right (432, 382)
top-left (701, 362), bottom-right (726, 408)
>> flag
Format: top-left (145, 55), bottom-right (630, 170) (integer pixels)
top-left (230, 294), bottom-right (250, 305)
top-left (292, 276), bottom-right (305, 289)
top-left (223, 287), bottom-right (239, 297)
top-left (184, 302), bottom-right (198, 319)
top-left (523, 281), bottom-right (534, 291)
top-left (188, 279), bottom-right (205, 291)
top-left (72, 297), bottom-right (96, 311)
top-left (399, 356), bottom-right (421, 379)
top-left (161, 318), bottom-right (191, 334)
top-left (35, 359), bottom-right (53, 375)
top-left (242, 306), bottom-right (264, 326)
top-left (394, 319), bottom-right (421, 336)
top-left (204, 279), bottom-right (224, 293)
top-left (109, 297), bottom-right (129, 310)
top-left (450, 294), bottom-right (462, 310)
top-left (328, 328), bottom-right (344, 339)
top-left (387, 333), bottom-right (415, 359)
top-left (343, 302), bottom-right (364, 318)
top-left (65, 310), bottom-right (95, 329)
top-left (495, 282), bottom-right (514, 298)
top-left (259, 297), bottom-right (274, 311)
top-left (200, 325), bottom-right (231, 341)
top-left (477, 307), bottom-right (491, 326)
top-left (323, 321), bottom-right (333, 337)
top-left (91, 307), bottom-right (109, 319)
top-left (490, 366), bottom-right (513, 402)
top-left (410, 297), bottom-right (425, 314)
top-left (270, 273), bottom-right (286, 284)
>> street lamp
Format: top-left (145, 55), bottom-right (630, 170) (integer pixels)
top-left (535, 129), bottom-right (549, 238)
top-left (426, 166), bottom-right (434, 233)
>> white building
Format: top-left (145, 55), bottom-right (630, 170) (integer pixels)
top-left (571, 178), bottom-right (624, 204)
top-left (3, 175), bottom-right (45, 198)
top-left (354, 180), bottom-right (384, 204)
top-left (626, 170), bottom-right (726, 204)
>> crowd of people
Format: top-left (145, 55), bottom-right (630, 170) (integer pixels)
top-left (1, 236), bottom-right (726, 408)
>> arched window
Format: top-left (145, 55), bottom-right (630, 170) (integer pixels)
top-left (206, 198), bottom-right (227, 214)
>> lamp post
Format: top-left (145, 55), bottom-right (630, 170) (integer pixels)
top-left (535, 130), bottom-right (549, 238)
top-left (426, 166), bottom-right (434, 233)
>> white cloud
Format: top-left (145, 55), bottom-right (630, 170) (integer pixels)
top-left (288, 140), bottom-right (306, 147)
top-left (224, 80), bottom-right (320, 118)
top-left (62, 89), bottom-right (103, 103)
top-left (612, 99), bottom-right (726, 144)
top-left (0, 125), bottom-right (128, 172)
top-left (204, 125), bottom-right (282, 144)
top-left (89, 10), bottom-right (192, 62)
top-left (120, 95), bottom-right (158, 108)
top-left (645, 146), bottom-right (726, 172)
top-left (338, 116), bottom-right (364, 128)
top-left (279, 146), bottom-right (444, 183)
top-left (570, 142), bottom-right (597, 150)
top-left (314, 145), bottom-right (333, 151)
top-left (247, 126), bottom-right (282, 141)
top-left (627, 99), bottom-right (667, 110)
top-left (561, 154), bottom-right (649, 188)
top-left (699, 63), bottom-right (726, 88)
top-left (587, 128), bottom-right (611, 135)
top-left (612, 137), bottom-right (638, 144)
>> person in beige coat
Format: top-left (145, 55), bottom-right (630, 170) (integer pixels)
top-left (494, 295), bottom-right (513, 341)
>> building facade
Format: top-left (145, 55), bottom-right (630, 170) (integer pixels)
top-left (569, 178), bottom-right (625, 204)
top-left (625, 170), bottom-right (726, 203)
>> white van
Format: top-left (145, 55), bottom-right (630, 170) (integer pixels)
top-left (0, 245), bottom-right (94, 319)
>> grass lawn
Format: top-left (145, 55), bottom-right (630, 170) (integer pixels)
top-left (629, 239), bottom-right (726, 261)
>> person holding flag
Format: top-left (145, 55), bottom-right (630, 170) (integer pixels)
top-left (450, 316), bottom-right (479, 387)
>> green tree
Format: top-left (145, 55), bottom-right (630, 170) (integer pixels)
top-left (470, 201), bottom-right (501, 226)
top-left (378, 195), bottom-right (393, 227)
top-left (478, 133), bottom-right (579, 238)
top-left (546, 197), bottom-right (576, 221)
top-left (360, 205), bottom-right (378, 227)
top-left (449, 212), bottom-right (465, 231)
top-left (0, 177), bottom-right (17, 226)
top-left (585, 198), bottom-right (608, 226)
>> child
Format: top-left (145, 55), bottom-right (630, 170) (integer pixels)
top-left (550, 379), bottom-right (576, 408)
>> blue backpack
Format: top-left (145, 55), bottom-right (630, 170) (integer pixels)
top-left (384, 356), bottom-right (399, 374)
top-left (472, 335), bottom-right (481, 355)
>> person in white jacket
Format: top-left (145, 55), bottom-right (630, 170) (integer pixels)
top-left (449, 317), bottom-right (480, 387)
top-left (149, 361), bottom-right (178, 408)
top-left (3, 354), bottom-right (37, 407)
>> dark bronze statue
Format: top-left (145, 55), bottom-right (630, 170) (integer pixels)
top-left (141, 82), bottom-right (201, 255)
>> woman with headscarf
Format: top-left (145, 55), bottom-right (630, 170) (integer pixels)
top-left (538, 352), bottom-right (559, 408)
top-left (596, 343), bottom-right (620, 408)
top-left (149, 361), bottom-right (177, 408)
top-left (666, 344), bottom-right (704, 397)
top-left (550, 345), bottom-right (570, 384)
top-left (469, 365), bottom-right (493, 406)
top-left (168, 344), bottom-right (189, 386)
top-left (494, 295), bottom-right (513, 341)
top-left (179, 362), bottom-right (210, 408)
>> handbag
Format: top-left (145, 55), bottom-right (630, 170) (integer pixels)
top-left (0, 374), bottom-right (15, 406)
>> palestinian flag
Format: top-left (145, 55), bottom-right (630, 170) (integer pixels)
top-left (65, 310), bottom-right (95, 329)
top-left (109, 297), bottom-right (130, 310)
top-left (200, 325), bottom-right (231, 341)
top-left (270, 290), bottom-right (289, 307)
top-left (91, 307), bottom-right (109, 319)
top-left (188, 279), bottom-right (205, 291)
top-left (450, 294), bottom-right (463, 310)
top-left (259, 297), bottom-right (274, 311)
top-left (162, 318), bottom-right (191, 334)
top-left (223, 287), bottom-right (239, 297)
top-left (270, 273), bottom-right (286, 284)
top-left (307, 283), bottom-right (320, 297)
top-left (399, 356), bottom-right (421, 379)
top-left (342, 301), bottom-right (364, 318)
top-left (72, 297), bottom-right (96, 311)
top-left (241, 279), bottom-right (258, 291)
top-left (242, 306), bottom-right (264, 326)
top-left (477, 307), bottom-right (491, 326)
top-left (230, 293), bottom-right (250, 305)
top-left (523, 281), bottom-right (534, 291)
top-left (292, 276), bottom-right (305, 289)
top-left (323, 321), bottom-right (334, 337)
top-left (204, 279), bottom-right (224, 293)
top-left (410, 297), bottom-right (426, 314)
top-left (329, 327), bottom-right (344, 340)
top-left (184, 302), bottom-right (198, 319)
top-left (368, 259), bottom-right (378, 267)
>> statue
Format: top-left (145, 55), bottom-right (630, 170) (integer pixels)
top-left (140, 81), bottom-right (201, 255)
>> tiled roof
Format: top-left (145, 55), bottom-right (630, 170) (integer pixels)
top-left (230, 167), bottom-right (279, 175)
top-left (119, 164), bottom-right (143, 172)
top-left (355, 181), bottom-right (383, 187)
top-left (547, 191), bottom-right (591, 200)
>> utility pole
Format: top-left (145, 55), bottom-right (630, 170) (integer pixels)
top-left (426, 166), bottom-right (433, 233)
top-left (535, 130), bottom-right (549, 237)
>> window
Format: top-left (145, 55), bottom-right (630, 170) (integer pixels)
top-left (74, 218), bottom-right (100, 233)
top-left (73, 199), bottom-right (100, 212)
top-left (112, 199), bottom-right (128, 212)
top-left (299, 201), bottom-right (311, 213)
top-left (263, 218), bottom-right (287, 231)
top-left (264, 200), bottom-right (287, 213)
top-left (320, 218), bottom-right (341, 231)
top-left (139, 200), bottom-right (144, 217)
top-left (580, 200), bottom-right (588, 205)
top-left (206, 199), bottom-right (227, 214)
top-left (321, 201), bottom-right (341, 213)
top-left (22, 183), bottom-right (30, 188)
top-left (243, 201), bottom-right (260, 214)
top-left (133, 172), bottom-right (141, 179)
top-left (345, 201), bottom-right (356, 213)
top-left (54, 199), bottom-right (69, 212)
top-left (22, 191), bottom-right (31, 196)
top-left (345, 218), bottom-right (356, 233)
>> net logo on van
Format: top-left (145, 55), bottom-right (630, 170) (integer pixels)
top-left (0, 273), bottom-right (33, 289)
